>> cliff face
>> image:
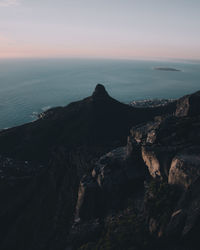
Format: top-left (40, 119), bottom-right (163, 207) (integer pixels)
top-left (0, 84), bottom-right (199, 250)
top-left (176, 90), bottom-right (200, 117)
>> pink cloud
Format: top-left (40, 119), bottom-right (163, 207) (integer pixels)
top-left (0, 0), bottom-right (20, 7)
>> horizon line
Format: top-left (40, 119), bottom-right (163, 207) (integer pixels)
top-left (0, 55), bottom-right (200, 63)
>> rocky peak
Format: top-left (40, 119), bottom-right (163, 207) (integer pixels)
top-left (92, 84), bottom-right (109, 100)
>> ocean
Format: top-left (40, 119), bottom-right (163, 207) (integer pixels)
top-left (0, 58), bottom-right (200, 129)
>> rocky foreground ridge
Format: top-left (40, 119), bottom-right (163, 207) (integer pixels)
top-left (0, 85), bottom-right (199, 250)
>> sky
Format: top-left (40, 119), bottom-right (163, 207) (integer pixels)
top-left (0, 0), bottom-right (200, 60)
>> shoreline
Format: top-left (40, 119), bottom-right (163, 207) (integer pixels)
top-left (130, 98), bottom-right (176, 108)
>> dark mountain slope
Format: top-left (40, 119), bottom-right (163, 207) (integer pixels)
top-left (0, 84), bottom-right (179, 250)
top-left (0, 84), bottom-right (175, 162)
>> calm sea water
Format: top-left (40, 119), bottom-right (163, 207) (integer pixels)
top-left (0, 58), bottom-right (200, 129)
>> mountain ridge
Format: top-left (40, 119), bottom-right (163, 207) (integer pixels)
top-left (0, 84), bottom-right (176, 161)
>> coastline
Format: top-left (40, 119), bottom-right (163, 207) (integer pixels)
top-left (130, 98), bottom-right (176, 108)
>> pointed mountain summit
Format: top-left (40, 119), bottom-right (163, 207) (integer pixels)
top-left (92, 84), bottom-right (109, 99)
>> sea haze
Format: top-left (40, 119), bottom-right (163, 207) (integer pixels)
top-left (0, 58), bottom-right (200, 129)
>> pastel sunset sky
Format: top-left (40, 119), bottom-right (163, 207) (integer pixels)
top-left (0, 0), bottom-right (199, 60)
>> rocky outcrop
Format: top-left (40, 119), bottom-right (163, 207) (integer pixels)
top-left (129, 107), bottom-right (200, 181)
top-left (165, 176), bottom-right (200, 247)
top-left (75, 146), bottom-right (146, 221)
top-left (75, 175), bottom-right (101, 221)
top-left (129, 116), bottom-right (177, 180)
top-left (168, 148), bottom-right (200, 189)
top-left (129, 116), bottom-right (162, 145)
top-left (142, 145), bottom-right (175, 179)
top-left (175, 90), bottom-right (200, 117)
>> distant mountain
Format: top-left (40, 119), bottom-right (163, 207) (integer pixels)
top-left (0, 84), bottom-right (176, 162)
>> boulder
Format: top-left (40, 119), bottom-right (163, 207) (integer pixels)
top-left (166, 209), bottom-right (187, 238)
top-left (168, 149), bottom-right (200, 189)
top-left (142, 145), bottom-right (175, 180)
top-left (130, 117), bottom-right (162, 145)
top-left (75, 175), bottom-right (102, 221)
top-left (75, 146), bottom-right (146, 220)
top-left (166, 177), bottom-right (200, 246)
